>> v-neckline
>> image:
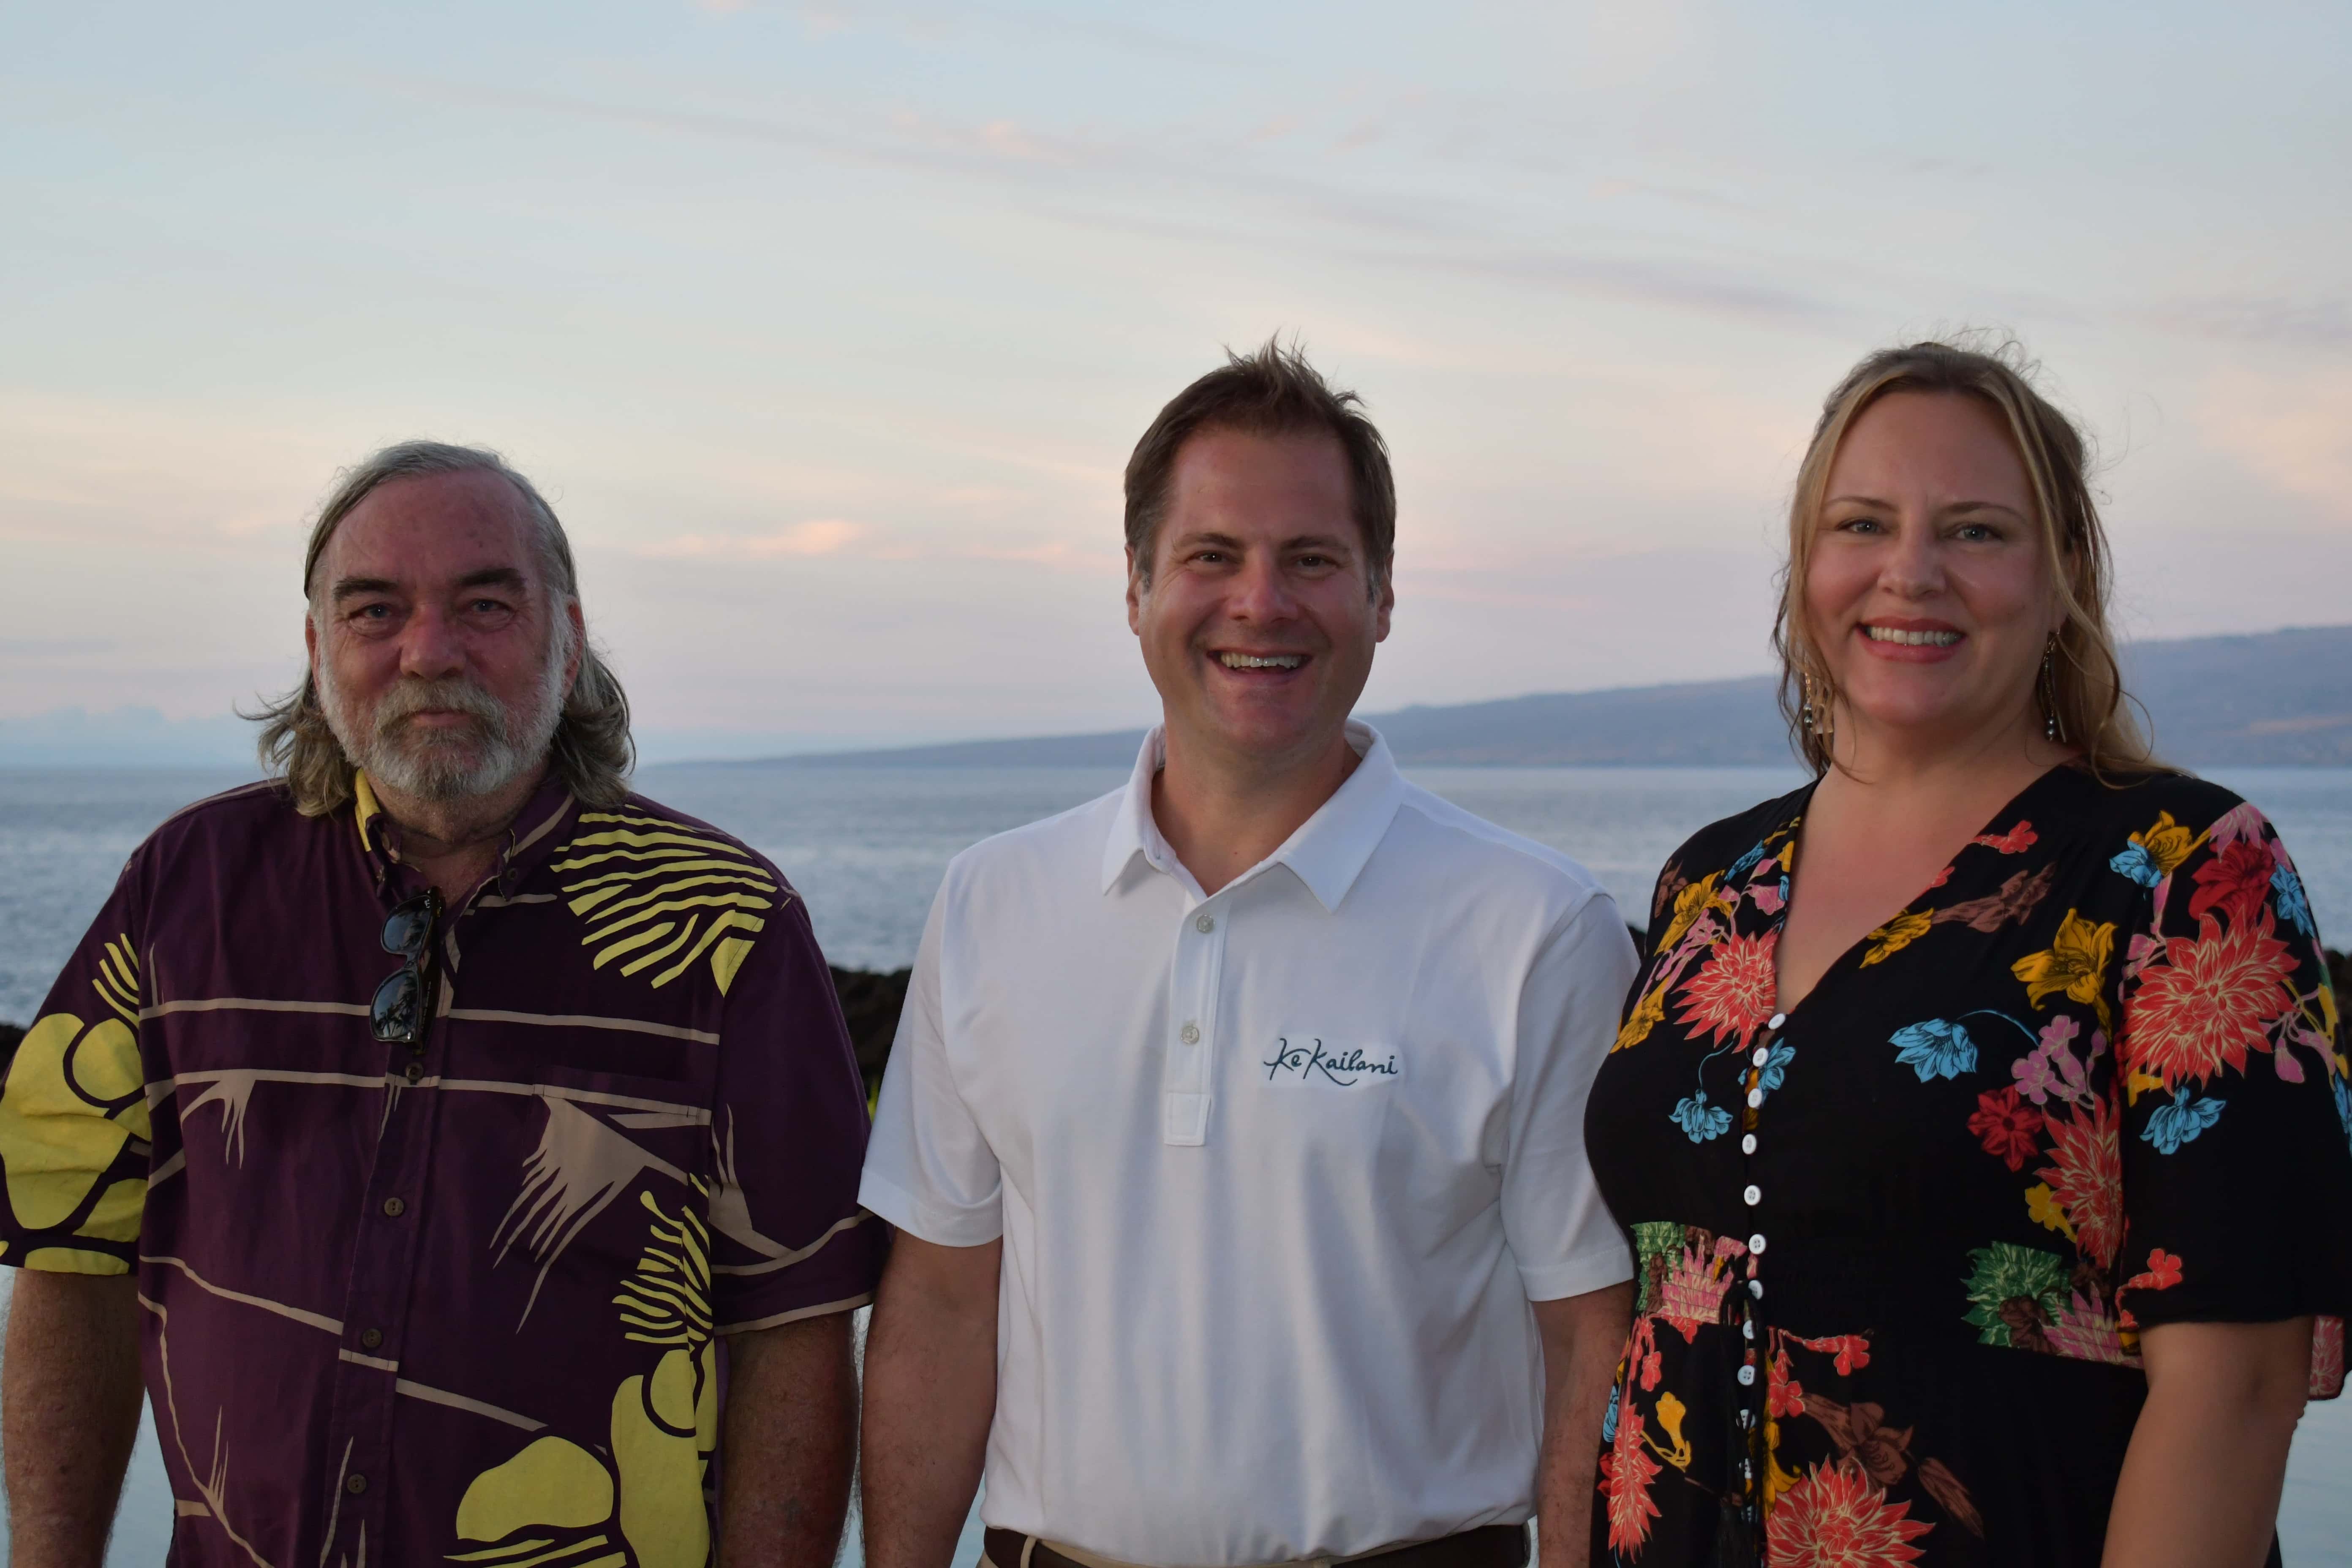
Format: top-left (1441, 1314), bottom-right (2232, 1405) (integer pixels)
top-left (1766, 762), bottom-right (2075, 1020)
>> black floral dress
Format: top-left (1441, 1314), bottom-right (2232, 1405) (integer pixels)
top-left (1584, 765), bottom-right (2352, 1567)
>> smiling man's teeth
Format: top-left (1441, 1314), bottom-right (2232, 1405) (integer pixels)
top-left (1218, 653), bottom-right (1304, 670)
top-left (1864, 626), bottom-right (1962, 648)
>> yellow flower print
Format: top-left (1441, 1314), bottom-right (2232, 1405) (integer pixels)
top-left (1659, 873), bottom-right (1724, 954)
top-left (2130, 813), bottom-right (2203, 878)
top-left (1648, 1391), bottom-right (1694, 1470)
top-left (2024, 1182), bottom-right (2076, 1241)
top-left (1615, 984), bottom-right (1668, 1054)
top-left (2012, 909), bottom-right (2117, 1032)
top-left (1860, 910), bottom-right (1933, 968)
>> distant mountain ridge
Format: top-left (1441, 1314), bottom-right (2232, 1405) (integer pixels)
top-left (751, 623), bottom-right (2352, 769)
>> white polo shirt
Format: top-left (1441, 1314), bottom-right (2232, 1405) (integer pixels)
top-left (860, 723), bottom-right (1637, 1566)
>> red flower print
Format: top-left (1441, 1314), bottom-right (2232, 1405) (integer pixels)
top-left (1967, 1088), bottom-right (2044, 1172)
top-left (2312, 1317), bottom-right (2344, 1399)
top-left (1768, 1347), bottom-right (1806, 1419)
top-left (1974, 822), bottom-right (2038, 855)
top-left (1676, 931), bottom-right (1778, 1048)
top-left (1601, 1404), bottom-right (1663, 1555)
top-left (2122, 911), bottom-right (2297, 1090)
top-left (2036, 1097), bottom-right (2123, 1269)
top-left (2187, 838), bottom-right (2276, 925)
top-left (2124, 1248), bottom-right (2183, 1293)
top-left (1767, 1457), bottom-right (1933, 1566)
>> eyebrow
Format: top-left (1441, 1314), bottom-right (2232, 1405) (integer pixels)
top-left (1824, 494), bottom-right (2030, 521)
top-left (1170, 530), bottom-right (1356, 553)
top-left (331, 577), bottom-right (398, 603)
top-left (457, 567), bottom-right (529, 591)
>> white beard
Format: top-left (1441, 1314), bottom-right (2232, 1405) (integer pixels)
top-left (319, 632), bottom-right (570, 804)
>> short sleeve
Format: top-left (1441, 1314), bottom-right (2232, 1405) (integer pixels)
top-left (0, 866), bottom-right (152, 1275)
top-left (859, 879), bottom-right (1004, 1247)
top-left (2113, 798), bottom-right (2352, 1393)
top-left (705, 888), bottom-right (887, 1334)
top-left (1504, 891), bottom-right (1641, 1301)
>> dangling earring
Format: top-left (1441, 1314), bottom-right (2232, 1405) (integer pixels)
top-left (2040, 639), bottom-right (2066, 743)
top-left (1801, 671), bottom-right (1834, 739)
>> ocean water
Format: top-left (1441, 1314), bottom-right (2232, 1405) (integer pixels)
top-left (0, 762), bottom-right (2347, 1561)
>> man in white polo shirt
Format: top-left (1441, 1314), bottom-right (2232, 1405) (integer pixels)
top-left (859, 341), bottom-right (1636, 1568)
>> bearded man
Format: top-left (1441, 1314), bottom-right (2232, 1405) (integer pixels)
top-left (0, 443), bottom-right (884, 1568)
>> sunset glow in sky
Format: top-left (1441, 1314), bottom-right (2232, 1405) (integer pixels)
top-left (5, 1), bottom-right (2349, 757)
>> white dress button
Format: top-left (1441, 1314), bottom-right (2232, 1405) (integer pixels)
top-left (1741, 1133), bottom-right (1758, 1155)
top-left (1751, 1047), bottom-right (1769, 1067)
top-left (1743, 1184), bottom-right (1761, 1206)
top-left (1746, 1088), bottom-right (1765, 1108)
top-left (1749, 1279), bottom-right (1765, 1298)
top-left (1195, 913), bottom-right (1215, 933)
top-left (1749, 1233), bottom-right (1767, 1254)
top-left (1737, 1364), bottom-right (1756, 1386)
top-left (1767, 1012), bottom-right (1787, 1030)
top-left (1742, 1318), bottom-right (1755, 1340)
top-left (1179, 1023), bottom-right (1200, 1045)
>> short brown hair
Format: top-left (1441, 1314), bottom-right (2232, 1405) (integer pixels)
top-left (1775, 338), bottom-right (2158, 778)
top-left (1123, 338), bottom-right (1396, 593)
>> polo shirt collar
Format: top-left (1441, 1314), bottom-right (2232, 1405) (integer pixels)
top-left (1099, 720), bottom-right (1405, 912)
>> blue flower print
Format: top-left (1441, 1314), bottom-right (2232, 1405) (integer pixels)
top-left (1727, 841), bottom-right (1766, 880)
top-left (1757, 1042), bottom-right (1796, 1094)
top-left (2272, 860), bottom-right (2317, 938)
top-left (2142, 1092), bottom-right (2227, 1154)
top-left (1670, 1092), bottom-right (1733, 1143)
top-left (1601, 1383), bottom-right (1621, 1443)
top-left (2109, 843), bottom-right (2162, 887)
top-left (2333, 1073), bottom-right (2352, 1158)
top-left (1891, 1019), bottom-right (1978, 1082)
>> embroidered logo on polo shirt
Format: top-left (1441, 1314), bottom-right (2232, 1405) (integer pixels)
top-left (1261, 1037), bottom-right (1402, 1087)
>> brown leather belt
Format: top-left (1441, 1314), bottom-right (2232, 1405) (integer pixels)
top-left (982, 1524), bottom-right (1530, 1568)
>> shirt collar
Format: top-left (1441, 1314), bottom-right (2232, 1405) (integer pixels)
top-left (1098, 719), bottom-right (1405, 912)
top-left (349, 768), bottom-right (580, 895)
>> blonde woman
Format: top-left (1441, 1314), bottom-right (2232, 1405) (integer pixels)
top-left (1584, 342), bottom-right (2352, 1567)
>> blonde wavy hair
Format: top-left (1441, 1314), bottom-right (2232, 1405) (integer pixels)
top-left (249, 441), bottom-right (634, 815)
top-left (1773, 338), bottom-right (2159, 779)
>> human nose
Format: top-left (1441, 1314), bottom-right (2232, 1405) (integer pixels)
top-left (1226, 553), bottom-right (1299, 623)
top-left (396, 604), bottom-right (466, 682)
top-left (1881, 518), bottom-right (1945, 598)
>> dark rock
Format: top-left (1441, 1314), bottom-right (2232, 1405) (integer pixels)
top-left (831, 966), bottom-right (912, 1101)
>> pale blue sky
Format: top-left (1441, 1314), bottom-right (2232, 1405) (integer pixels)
top-left (5, 0), bottom-right (2348, 755)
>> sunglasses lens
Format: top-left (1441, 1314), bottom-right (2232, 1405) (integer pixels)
top-left (381, 896), bottom-right (437, 957)
top-left (372, 967), bottom-right (422, 1043)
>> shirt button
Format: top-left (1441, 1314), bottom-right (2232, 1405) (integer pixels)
top-left (1737, 1364), bottom-right (1756, 1386)
top-left (402, 1061), bottom-right (423, 1083)
top-left (1767, 1012), bottom-right (1787, 1030)
top-left (360, 1328), bottom-right (383, 1350)
top-left (1743, 1184), bottom-right (1761, 1206)
top-left (1741, 1133), bottom-right (1758, 1155)
top-left (1749, 1233), bottom-right (1768, 1254)
top-left (381, 1197), bottom-right (406, 1218)
top-left (1179, 1023), bottom-right (1200, 1045)
top-left (1751, 1048), bottom-right (1769, 1067)
top-left (346, 1473), bottom-right (368, 1495)
top-left (1195, 914), bottom-right (1215, 934)
top-left (1749, 1279), bottom-right (1765, 1299)
top-left (1742, 1318), bottom-right (1755, 1340)
top-left (1746, 1088), bottom-right (1764, 1109)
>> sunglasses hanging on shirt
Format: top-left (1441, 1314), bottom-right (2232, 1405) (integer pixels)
top-left (372, 889), bottom-right (445, 1046)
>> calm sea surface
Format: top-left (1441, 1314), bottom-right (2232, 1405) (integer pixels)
top-left (0, 762), bottom-right (2346, 1561)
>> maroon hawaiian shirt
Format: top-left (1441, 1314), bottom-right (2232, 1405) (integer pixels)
top-left (0, 773), bottom-right (885, 1567)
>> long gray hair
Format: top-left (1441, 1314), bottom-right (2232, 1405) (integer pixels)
top-left (249, 441), bottom-right (634, 815)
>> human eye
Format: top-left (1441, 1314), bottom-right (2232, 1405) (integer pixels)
top-left (1831, 514), bottom-right (1885, 536)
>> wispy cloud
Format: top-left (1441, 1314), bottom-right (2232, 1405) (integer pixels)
top-left (642, 518), bottom-right (868, 558)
